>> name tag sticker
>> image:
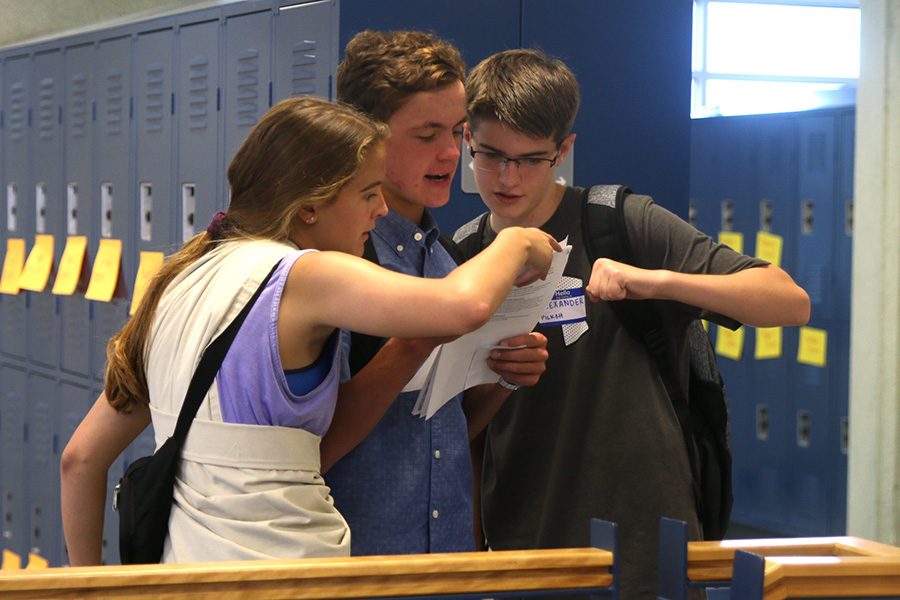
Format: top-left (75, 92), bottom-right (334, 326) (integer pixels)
top-left (540, 286), bottom-right (587, 326)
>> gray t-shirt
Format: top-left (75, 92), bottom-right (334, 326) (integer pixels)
top-left (454, 186), bottom-right (767, 600)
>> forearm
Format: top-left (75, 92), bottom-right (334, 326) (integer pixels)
top-left (321, 338), bottom-right (434, 472)
top-left (463, 383), bottom-right (511, 440)
top-left (60, 463), bottom-right (108, 565)
top-left (655, 265), bottom-right (810, 327)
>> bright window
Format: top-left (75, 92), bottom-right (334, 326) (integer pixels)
top-left (692, 0), bottom-right (860, 118)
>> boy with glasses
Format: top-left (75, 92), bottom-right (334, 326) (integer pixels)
top-left (322, 31), bottom-right (550, 556)
top-left (454, 49), bottom-right (810, 598)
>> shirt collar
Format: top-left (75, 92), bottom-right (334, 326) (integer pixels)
top-left (372, 209), bottom-right (441, 253)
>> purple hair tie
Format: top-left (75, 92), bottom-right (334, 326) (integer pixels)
top-left (206, 211), bottom-right (228, 239)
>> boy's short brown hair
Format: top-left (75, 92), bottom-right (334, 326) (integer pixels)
top-left (466, 49), bottom-right (579, 144)
top-left (337, 30), bottom-right (466, 122)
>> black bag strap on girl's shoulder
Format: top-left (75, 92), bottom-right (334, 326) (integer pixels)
top-left (172, 261), bottom-right (280, 442)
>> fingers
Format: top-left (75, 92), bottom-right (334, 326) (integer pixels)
top-left (487, 332), bottom-right (549, 387)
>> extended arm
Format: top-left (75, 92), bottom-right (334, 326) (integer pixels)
top-left (586, 261), bottom-right (810, 327)
top-left (60, 393), bottom-right (150, 566)
top-left (286, 227), bottom-right (560, 340)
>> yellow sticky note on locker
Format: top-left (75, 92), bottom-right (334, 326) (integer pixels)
top-left (754, 327), bottom-right (783, 360)
top-left (718, 231), bottom-right (744, 255)
top-left (797, 326), bottom-right (828, 367)
top-left (85, 238), bottom-right (123, 302)
top-left (25, 552), bottom-right (48, 569)
top-left (715, 325), bottom-right (744, 361)
top-left (1, 549), bottom-right (22, 570)
top-left (0, 238), bottom-right (26, 295)
top-left (18, 234), bottom-right (55, 292)
top-left (755, 231), bottom-right (783, 268)
top-left (130, 251), bottom-right (165, 316)
top-left (52, 236), bottom-right (89, 295)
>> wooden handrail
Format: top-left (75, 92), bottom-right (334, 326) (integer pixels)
top-left (657, 518), bottom-right (900, 600)
top-left (730, 553), bottom-right (900, 599)
top-left (0, 547), bottom-right (614, 599)
top-left (687, 535), bottom-right (900, 581)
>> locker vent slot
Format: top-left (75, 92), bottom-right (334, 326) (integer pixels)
top-left (188, 56), bottom-right (211, 131)
top-left (38, 78), bottom-right (57, 140)
top-left (69, 73), bottom-right (90, 139)
top-left (143, 63), bottom-right (165, 133)
top-left (796, 410), bottom-right (811, 448)
top-left (9, 81), bottom-right (28, 142)
top-left (236, 49), bottom-right (261, 126)
top-left (291, 40), bottom-right (317, 96)
top-left (806, 131), bottom-right (827, 171)
top-left (105, 68), bottom-right (125, 135)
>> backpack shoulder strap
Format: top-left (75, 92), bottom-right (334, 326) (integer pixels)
top-left (437, 233), bottom-right (465, 265)
top-left (581, 184), bottom-right (633, 264)
top-left (453, 211), bottom-right (492, 258)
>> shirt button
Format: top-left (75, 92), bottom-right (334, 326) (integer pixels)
top-left (396, 244), bottom-right (404, 252)
top-left (434, 449), bottom-right (441, 459)
top-left (432, 509), bottom-right (440, 519)
top-left (414, 232), bottom-right (423, 241)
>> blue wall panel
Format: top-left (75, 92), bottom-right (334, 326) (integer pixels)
top-left (0, 363), bottom-right (28, 558)
top-left (59, 41), bottom-right (96, 378)
top-left (2, 54), bottom-right (32, 361)
top-left (176, 17), bottom-right (222, 240)
top-left (522, 0), bottom-right (692, 219)
top-left (28, 49), bottom-right (65, 370)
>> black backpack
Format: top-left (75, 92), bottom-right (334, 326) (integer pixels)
top-left (581, 184), bottom-right (732, 540)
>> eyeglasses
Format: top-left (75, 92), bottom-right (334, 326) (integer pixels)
top-left (468, 144), bottom-right (561, 175)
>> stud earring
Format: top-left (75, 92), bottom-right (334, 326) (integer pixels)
top-left (305, 216), bottom-right (317, 225)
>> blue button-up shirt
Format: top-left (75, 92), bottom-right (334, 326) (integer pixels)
top-left (327, 209), bottom-right (474, 555)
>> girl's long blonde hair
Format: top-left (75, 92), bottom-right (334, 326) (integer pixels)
top-left (105, 97), bottom-right (388, 412)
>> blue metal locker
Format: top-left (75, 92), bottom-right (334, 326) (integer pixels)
top-left (28, 48), bottom-right (65, 370)
top-left (834, 109), bottom-right (854, 323)
top-left (56, 379), bottom-right (94, 565)
top-left (175, 16), bottom-right (222, 240)
top-left (795, 112), bottom-right (838, 322)
top-left (26, 370), bottom-right (59, 565)
top-left (787, 110), bottom-right (839, 535)
top-left (223, 9), bottom-right (272, 177)
top-left (2, 54), bottom-right (32, 361)
top-left (0, 363), bottom-right (28, 558)
top-left (827, 108), bottom-right (854, 535)
top-left (59, 40), bottom-right (96, 378)
top-left (339, 0), bottom-right (522, 235)
top-left (788, 322), bottom-right (835, 535)
top-left (743, 114), bottom-right (796, 533)
top-left (90, 34), bottom-right (133, 383)
top-left (273, 0), bottom-right (337, 102)
top-left (134, 26), bottom-right (176, 255)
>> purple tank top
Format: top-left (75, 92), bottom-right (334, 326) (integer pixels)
top-left (216, 249), bottom-right (342, 437)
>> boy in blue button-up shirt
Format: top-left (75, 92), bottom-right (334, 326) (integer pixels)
top-left (321, 30), bottom-right (549, 555)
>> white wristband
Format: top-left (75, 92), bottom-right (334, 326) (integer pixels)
top-left (498, 377), bottom-right (520, 391)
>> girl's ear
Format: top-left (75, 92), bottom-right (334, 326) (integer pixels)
top-left (297, 206), bottom-right (317, 225)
